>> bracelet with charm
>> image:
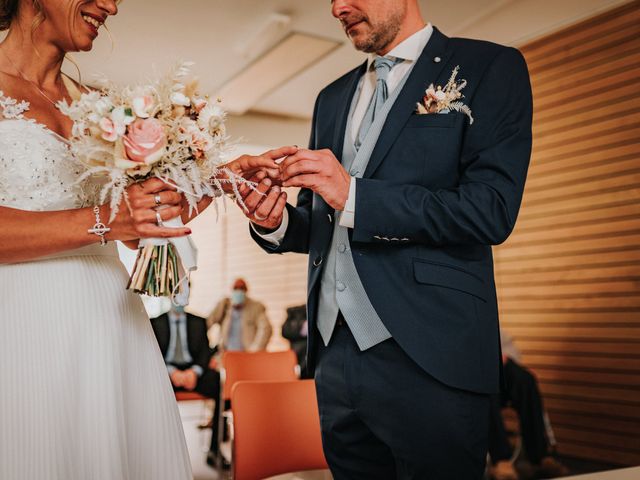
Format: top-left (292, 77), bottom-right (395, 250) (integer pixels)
top-left (88, 206), bottom-right (111, 246)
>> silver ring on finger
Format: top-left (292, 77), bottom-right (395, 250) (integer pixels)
top-left (154, 194), bottom-right (162, 206)
top-left (156, 211), bottom-right (163, 227)
top-left (254, 212), bottom-right (268, 221)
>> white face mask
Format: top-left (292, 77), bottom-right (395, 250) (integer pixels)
top-left (231, 290), bottom-right (246, 306)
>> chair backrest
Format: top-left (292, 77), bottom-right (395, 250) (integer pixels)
top-left (232, 380), bottom-right (328, 480)
top-left (221, 350), bottom-right (299, 401)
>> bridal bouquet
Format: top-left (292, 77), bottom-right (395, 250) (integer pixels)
top-left (59, 62), bottom-right (242, 305)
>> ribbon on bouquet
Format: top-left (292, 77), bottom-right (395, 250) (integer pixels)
top-left (127, 214), bottom-right (198, 306)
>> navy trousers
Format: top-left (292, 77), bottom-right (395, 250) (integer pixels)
top-left (314, 321), bottom-right (490, 480)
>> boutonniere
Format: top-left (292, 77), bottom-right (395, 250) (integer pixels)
top-left (416, 66), bottom-right (474, 124)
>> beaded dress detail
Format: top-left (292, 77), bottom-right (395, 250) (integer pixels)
top-left (0, 93), bottom-right (192, 480)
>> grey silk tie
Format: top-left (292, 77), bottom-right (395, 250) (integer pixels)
top-left (355, 56), bottom-right (402, 150)
top-left (173, 319), bottom-right (186, 364)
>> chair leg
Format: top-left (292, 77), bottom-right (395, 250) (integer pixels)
top-left (216, 397), bottom-right (225, 469)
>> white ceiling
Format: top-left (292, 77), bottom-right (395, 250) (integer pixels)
top-left (51, 0), bottom-right (635, 118)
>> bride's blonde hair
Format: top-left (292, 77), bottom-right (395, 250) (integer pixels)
top-left (0, 0), bottom-right (45, 32)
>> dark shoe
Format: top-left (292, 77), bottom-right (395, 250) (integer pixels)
top-left (206, 450), bottom-right (230, 470)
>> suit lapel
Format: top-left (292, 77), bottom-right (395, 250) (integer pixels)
top-left (311, 62), bottom-right (367, 254)
top-left (331, 61), bottom-right (368, 161)
top-left (364, 27), bottom-right (453, 178)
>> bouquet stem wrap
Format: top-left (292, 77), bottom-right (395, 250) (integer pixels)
top-left (126, 216), bottom-right (197, 306)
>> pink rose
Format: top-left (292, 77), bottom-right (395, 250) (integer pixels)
top-left (122, 118), bottom-right (166, 166)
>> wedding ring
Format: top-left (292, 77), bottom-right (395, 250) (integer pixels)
top-left (254, 212), bottom-right (268, 221)
top-left (156, 211), bottom-right (163, 227)
top-left (154, 194), bottom-right (162, 206)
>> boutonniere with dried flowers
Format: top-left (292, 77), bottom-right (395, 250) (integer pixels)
top-left (416, 66), bottom-right (474, 124)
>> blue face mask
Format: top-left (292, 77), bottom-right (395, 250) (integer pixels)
top-left (172, 305), bottom-right (185, 314)
top-left (231, 290), bottom-right (246, 306)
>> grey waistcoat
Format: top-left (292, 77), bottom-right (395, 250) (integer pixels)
top-left (316, 65), bottom-right (412, 350)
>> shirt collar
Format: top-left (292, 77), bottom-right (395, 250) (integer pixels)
top-left (168, 311), bottom-right (186, 323)
top-left (367, 23), bottom-right (433, 68)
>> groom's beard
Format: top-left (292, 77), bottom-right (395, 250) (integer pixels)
top-left (341, 9), bottom-right (405, 53)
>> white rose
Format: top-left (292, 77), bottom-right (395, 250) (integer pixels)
top-left (171, 92), bottom-right (191, 107)
top-left (132, 96), bottom-right (155, 119)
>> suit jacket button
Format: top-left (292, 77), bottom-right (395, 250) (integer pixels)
top-left (313, 255), bottom-right (323, 267)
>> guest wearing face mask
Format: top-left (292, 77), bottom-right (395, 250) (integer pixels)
top-left (206, 278), bottom-right (273, 352)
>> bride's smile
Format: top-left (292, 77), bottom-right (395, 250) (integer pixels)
top-left (80, 11), bottom-right (105, 38)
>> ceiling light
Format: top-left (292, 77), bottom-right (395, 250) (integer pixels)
top-left (217, 32), bottom-right (341, 115)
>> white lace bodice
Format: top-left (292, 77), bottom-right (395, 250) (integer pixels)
top-left (0, 91), bottom-right (98, 211)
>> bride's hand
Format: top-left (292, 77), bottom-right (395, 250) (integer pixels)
top-left (177, 146), bottom-right (299, 225)
top-left (218, 145), bottom-right (298, 191)
top-left (104, 178), bottom-right (191, 243)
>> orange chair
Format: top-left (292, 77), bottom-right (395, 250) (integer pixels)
top-left (174, 391), bottom-right (207, 401)
top-left (217, 350), bottom-right (299, 466)
top-left (232, 380), bottom-right (328, 480)
top-left (221, 350), bottom-right (300, 401)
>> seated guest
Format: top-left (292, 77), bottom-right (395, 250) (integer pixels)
top-left (282, 304), bottom-right (309, 377)
top-left (150, 305), bottom-right (222, 465)
top-left (207, 278), bottom-right (272, 352)
top-left (488, 330), bottom-right (568, 480)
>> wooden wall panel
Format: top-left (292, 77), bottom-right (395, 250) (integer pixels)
top-left (495, 0), bottom-right (640, 466)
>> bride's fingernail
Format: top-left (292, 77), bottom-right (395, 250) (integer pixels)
top-left (186, 229), bottom-right (192, 234)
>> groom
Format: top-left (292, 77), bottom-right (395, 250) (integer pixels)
top-left (241, 0), bottom-right (532, 477)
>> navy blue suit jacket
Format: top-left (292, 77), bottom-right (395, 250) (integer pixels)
top-left (252, 28), bottom-right (532, 394)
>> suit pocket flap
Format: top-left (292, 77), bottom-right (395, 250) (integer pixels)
top-left (413, 260), bottom-right (487, 302)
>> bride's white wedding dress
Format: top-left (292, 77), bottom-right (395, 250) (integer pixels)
top-left (0, 94), bottom-right (192, 479)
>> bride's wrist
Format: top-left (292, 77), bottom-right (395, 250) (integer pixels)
top-left (86, 205), bottom-right (111, 246)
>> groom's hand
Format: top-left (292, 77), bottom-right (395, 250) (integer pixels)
top-left (220, 145), bottom-right (298, 191)
top-left (237, 171), bottom-right (288, 231)
top-left (280, 148), bottom-right (350, 211)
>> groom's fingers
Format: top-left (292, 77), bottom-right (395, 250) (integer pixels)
top-left (279, 149), bottom-right (320, 171)
top-left (283, 174), bottom-right (317, 189)
top-left (281, 159), bottom-right (321, 182)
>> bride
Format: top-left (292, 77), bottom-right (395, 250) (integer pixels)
top-left (0, 0), bottom-right (290, 478)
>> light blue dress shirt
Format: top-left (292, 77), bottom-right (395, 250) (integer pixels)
top-left (226, 307), bottom-right (245, 351)
top-left (165, 311), bottom-right (203, 377)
